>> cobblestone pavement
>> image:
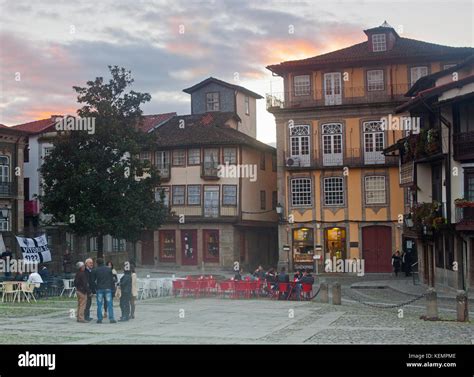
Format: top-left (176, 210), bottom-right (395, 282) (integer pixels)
top-left (1, 293), bottom-right (472, 344)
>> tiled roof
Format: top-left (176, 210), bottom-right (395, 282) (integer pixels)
top-left (183, 77), bottom-right (264, 99)
top-left (267, 37), bottom-right (474, 74)
top-left (11, 118), bottom-right (57, 134)
top-left (151, 112), bottom-right (274, 151)
top-left (137, 112), bottom-right (177, 132)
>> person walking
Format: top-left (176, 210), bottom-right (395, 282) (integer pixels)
top-left (392, 250), bottom-right (402, 277)
top-left (74, 262), bottom-right (89, 323)
top-left (119, 262), bottom-right (132, 322)
top-left (91, 258), bottom-right (116, 324)
top-left (130, 265), bottom-right (138, 319)
top-left (84, 258), bottom-right (94, 321)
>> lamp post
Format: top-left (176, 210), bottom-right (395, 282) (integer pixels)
top-left (276, 203), bottom-right (283, 222)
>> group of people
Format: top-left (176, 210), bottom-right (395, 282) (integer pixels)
top-left (233, 265), bottom-right (315, 300)
top-left (391, 250), bottom-right (412, 277)
top-left (73, 258), bottom-right (138, 324)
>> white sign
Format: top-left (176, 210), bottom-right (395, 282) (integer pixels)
top-left (16, 235), bottom-right (52, 263)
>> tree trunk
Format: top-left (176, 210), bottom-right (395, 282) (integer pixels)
top-left (97, 235), bottom-right (104, 260)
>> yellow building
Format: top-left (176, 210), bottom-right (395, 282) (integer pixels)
top-left (266, 22), bottom-right (473, 273)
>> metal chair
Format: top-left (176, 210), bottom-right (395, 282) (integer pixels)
top-left (60, 279), bottom-right (76, 297)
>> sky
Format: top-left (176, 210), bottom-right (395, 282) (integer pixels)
top-left (0, 0), bottom-right (472, 144)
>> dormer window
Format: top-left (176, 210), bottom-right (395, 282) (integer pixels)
top-left (206, 92), bottom-right (220, 111)
top-left (372, 34), bottom-right (386, 52)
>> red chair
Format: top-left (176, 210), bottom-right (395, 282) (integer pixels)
top-left (207, 279), bottom-right (217, 295)
top-left (249, 281), bottom-right (259, 297)
top-left (234, 281), bottom-right (251, 299)
top-left (172, 280), bottom-right (185, 297)
top-left (278, 283), bottom-right (291, 300)
top-left (218, 280), bottom-right (234, 298)
top-left (183, 280), bottom-right (200, 298)
top-left (301, 283), bottom-right (313, 300)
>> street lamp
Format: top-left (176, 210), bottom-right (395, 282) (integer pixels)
top-left (276, 203), bottom-right (283, 222)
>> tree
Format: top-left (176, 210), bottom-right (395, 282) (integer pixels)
top-left (39, 66), bottom-right (167, 260)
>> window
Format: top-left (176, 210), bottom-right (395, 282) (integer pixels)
top-left (272, 154), bottom-right (277, 172)
top-left (203, 148), bottom-right (219, 176)
top-left (272, 191), bottom-right (277, 210)
top-left (206, 92), bottom-right (220, 111)
top-left (363, 121), bottom-right (385, 164)
top-left (139, 151), bottom-right (151, 163)
top-left (260, 152), bottom-right (266, 170)
top-left (66, 232), bottom-right (74, 251)
top-left (0, 209), bottom-right (10, 231)
top-left (24, 145), bottom-right (29, 163)
top-left (159, 230), bottom-right (176, 262)
top-left (172, 186), bottom-right (185, 206)
top-left (203, 229), bottom-right (219, 262)
top-left (112, 238), bottom-right (126, 252)
top-left (245, 96), bottom-right (250, 115)
top-left (290, 178), bottom-right (312, 207)
top-left (222, 185), bottom-right (237, 206)
top-left (294, 75), bottom-right (311, 96)
top-left (372, 34), bottom-right (386, 52)
top-left (188, 148), bottom-right (200, 165)
top-left (322, 123), bottom-right (343, 166)
top-left (172, 150), bottom-right (186, 166)
top-left (260, 190), bottom-right (266, 210)
top-left (289, 125), bottom-right (310, 167)
top-left (323, 177), bottom-right (344, 206)
top-left (443, 64), bottom-right (457, 70)
top-left (367, 70), bottom-right (384, 91)
top-left (410, 66), bottom-right (428, 86)
top-left (89, 237), bottom-right (98, 252)
top-left (187, 185), bottom-right (201, 205)
top-left (365, 176), bottom-right (386, 205)
top-left (0, 156), bottom-right (10, 195)
top-left (204, 186), bottom-right (219, 217)
top-left (155, 151), bottom-right (170, 178)
top-left (155, 186), bottom-right (170, 207)
top-left (223, 148), bottom-right (237, 164)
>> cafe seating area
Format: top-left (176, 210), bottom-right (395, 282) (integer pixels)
top-left (172, 276), bottom-right (314, 301)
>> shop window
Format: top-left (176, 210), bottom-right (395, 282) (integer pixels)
top-left (203, 229), bottom-right (219, 262)
top-left (159, 230), bottom-right (176, 262)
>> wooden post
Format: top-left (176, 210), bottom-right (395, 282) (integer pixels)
top-left (332, 283), bottom-right (341, 305)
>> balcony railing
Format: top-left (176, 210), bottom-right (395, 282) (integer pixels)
top-left (401, 129), bottom-right (443, 163)
top-left (284, 148), bottom-right (398, 169)
top-left (455, 200), bottom-right (474, 230)
top-left (0, 182), bottom-right (14, 196)
top-left (266, 84), bottom-right (410, 110)
top-left (454, 132), bottom-right (474, 161)
top-left (201, 161), bottom-right (220, 179)
top-left (169, 206), bottom-right (238, 219)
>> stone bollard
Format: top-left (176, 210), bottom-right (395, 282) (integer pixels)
top-left (456, 290), bottom-right (469, 322)
top-left (425, 288), bottom-right (438, 320)
top-left (320, 283), bottom-right (329, 303)
top-left (332, 283), bottom-right (341, 305)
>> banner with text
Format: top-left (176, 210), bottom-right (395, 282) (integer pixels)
top-left (15, 235), bottom-right (52, 263)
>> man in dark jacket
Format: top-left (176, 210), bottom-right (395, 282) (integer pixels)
top-left (84, 258), bottom-right (94, 321)
top-left (91, 258), bottom-right (116, 324)
top-left (74, 262), bottom-right (89, 323)
top-left (119, 262), bottom-right (132, 321)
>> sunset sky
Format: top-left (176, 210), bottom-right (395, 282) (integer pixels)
top-left (0, 0), bottom-right (472, 143)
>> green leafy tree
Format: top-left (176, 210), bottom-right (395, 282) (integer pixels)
top-left (39, 66), bottom-right (166, 260)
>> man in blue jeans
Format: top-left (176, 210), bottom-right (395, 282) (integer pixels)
top-left (91, 258), bottom-right (116, 324)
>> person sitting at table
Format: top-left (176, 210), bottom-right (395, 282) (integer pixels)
top-left (277, 267), bottom-right (290, 299)
top-left (253, 265), bottom-right (265, 280)
top-left (233, 268), bottom-right (243, 281)
top-left (293, 269), bottom-right (303, 282)
top-left (294, 269), bottom-right (314, 300)
top-left (27, 271), bottom-right (44, 288)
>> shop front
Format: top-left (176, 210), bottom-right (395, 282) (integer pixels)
top-left (292, 227), bottom-right (314, 271)
top-left (325, 227), bottom-right (347, 260)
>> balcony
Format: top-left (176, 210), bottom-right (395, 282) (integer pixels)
top-left (0, 182), bottom-right (14, 197)
top-left (201, 162), bottom-right (220, 180)
top-left (283, 148), bottom-right (399, 170)
top-left (401, 129), bottom-right (443, 164)
top-left (455, 200), bottom-right (474, 231)
top-left (24, 200), bottom-right (39, 216)
top-left (266, 85), bottom-right (409, 111)
top-left (406, 201), bottom-right (448, 236)
top-left (168, 205), bottom-right (238, 221)
top-left (454, 132), bottom-right (474, 161)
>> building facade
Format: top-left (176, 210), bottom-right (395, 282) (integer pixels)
top-left (0, 125), bottom-right (26, 255)
top-left (138, 78), bottom-right (278, 270)
top-left (386, 56), bottom-right (474, 290)
top-left (266, 22), bottom-right (473, 273)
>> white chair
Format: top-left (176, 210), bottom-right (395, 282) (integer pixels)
top-left (61, 279), bottom-right (76, 297)
top-left (137, 279), bottom-right (148, 300)
top-left (19, 282), bottom-right (37, 303)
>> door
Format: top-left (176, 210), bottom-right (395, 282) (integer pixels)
top-left (204, 186), bottom-right (219, 218)
top-left (464, 170), bottom-right (474, 221)
top-left (289, 125), bottom-right (310, 167)
top-left (322, 123), bottom-right (343, 166)
top-left (181, 230), bottom-right (198, 266)
top-left (324, 72), bottom-right (342, 105)
top-left (363, 121), bottom-right (385, 164)
top-left (155, 151), bottom-right (170, 178)
top-left (141, 231), bottom-right (155, 265)
top-left (362, 226), bottom-right (392, 273)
